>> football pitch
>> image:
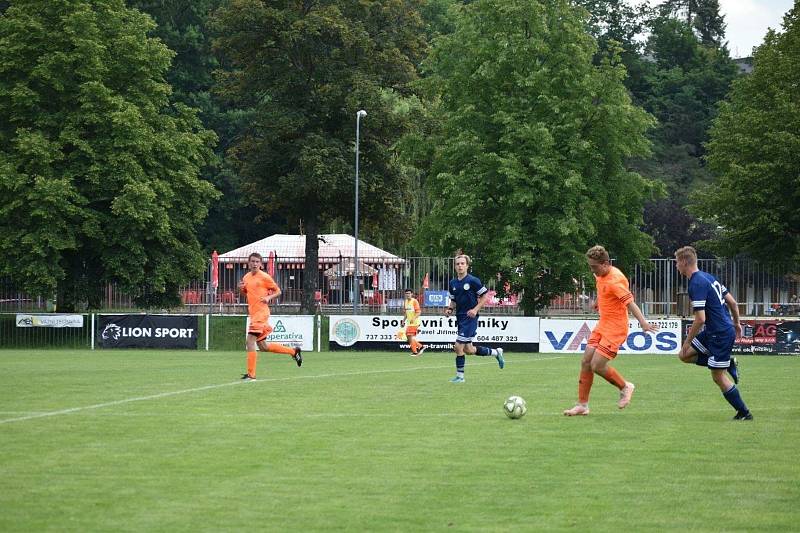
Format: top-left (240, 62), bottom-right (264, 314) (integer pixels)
top-left (1, 350), bottom-right (798, 532)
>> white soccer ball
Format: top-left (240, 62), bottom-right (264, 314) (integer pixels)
top-left (503, 395), bottom-right (527, 419)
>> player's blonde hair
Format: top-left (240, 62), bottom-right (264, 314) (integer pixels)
top-left (454, 254), bottom-right (472, 266)
top-left (585, 245), bottom-right (609, 263)
top-left (674, 246), bottom-right (698, 265)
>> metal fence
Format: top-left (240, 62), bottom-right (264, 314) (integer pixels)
top-left (2, 257), bottom-right (799, 318)
top-left (631, 258), bottom-right (800, 318)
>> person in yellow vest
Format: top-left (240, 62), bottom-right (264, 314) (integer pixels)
top-left (403, 289), bottom-right (426, 356)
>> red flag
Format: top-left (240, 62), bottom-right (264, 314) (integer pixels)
top-left (211, 250), bottom-right (219, 289)
top-left (422, 272), bottom-right (429, 289)
top-left (267, 251), bottom-right (276, 277)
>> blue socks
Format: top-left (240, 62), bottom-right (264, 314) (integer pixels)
top-left (456, 355), bottom-right (465, 377)
top-left (723, 384), bottom-right (749, 414)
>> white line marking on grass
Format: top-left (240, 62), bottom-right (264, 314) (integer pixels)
top-left (0, 356), bottom-right (566, 425)
top-left (0, 382), bottom-right (243, 425)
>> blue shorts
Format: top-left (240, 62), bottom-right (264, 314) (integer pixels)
top-left (691, 329), bottom-right (735, 368)
top-left (455, 315), bottom-right (478, 344)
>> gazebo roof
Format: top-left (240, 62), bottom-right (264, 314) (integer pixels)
top-left (217, 234), bottom-right (404, 264)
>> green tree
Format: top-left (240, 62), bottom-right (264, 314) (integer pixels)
top-left (211, 0), bottom-right (426, 313)
top-left (695, 4), bottom-right (800, 262)
top-left (419, 0), bottom-right (657, 313)
top-left (575, 0), bottom-right (654, 110)
top-left (0, 0), bottom-right (217, 310)
top-left (419, 0), bottom-right (458, 40)
top-left (128, 0), bottom-right (269, 254)
top-left (659, 0), bottom-right (726, 46)
top-left (633, 11), bottom-right (737, 256)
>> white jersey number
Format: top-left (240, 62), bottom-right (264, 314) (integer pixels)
top-left (711, 281), bottom-right (726, 305)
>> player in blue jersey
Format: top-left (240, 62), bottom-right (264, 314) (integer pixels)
top-left (675, 246), bottom-right (752, 420)
top-left (443, 254), bottom-right (504, 383)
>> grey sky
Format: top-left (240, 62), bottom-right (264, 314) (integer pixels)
top-left (630, 0), bottom-right (795, 58)
top-left (719, 0), bottom-right (794, 57)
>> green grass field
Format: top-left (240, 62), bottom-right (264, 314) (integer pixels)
top-left (1, 350), bottom-right (798, 532)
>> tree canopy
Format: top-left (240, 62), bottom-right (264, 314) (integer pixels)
top-left (418, 0), bottom-right (657, 313)
top-left (211, 0), bottom-right (426, 312)
top-left (696, 3), bottom-right (800, 263)
top-left (0, 0), bottom-right (217, 309)
top-left (631, 4), bottom-right (737, 257)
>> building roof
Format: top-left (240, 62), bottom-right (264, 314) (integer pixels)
top-left (217, 234), bottom-right (404, 264)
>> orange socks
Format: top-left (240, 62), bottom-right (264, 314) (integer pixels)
top-left (266, 342), bottom-right (296, 356)
top-left (601, 366), bottom-right (627, 389)
top-left (248, 344), bottom-right (297, 376)
top-left (247, 351), bottom-right (257, 377)
top-left (578, 370), bottom-right (594, 404)
top-left (576, 366), bottom-right (626, 405)
top-left (410, 339), bottom-right (422, 354)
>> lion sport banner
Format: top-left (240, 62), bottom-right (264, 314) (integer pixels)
top-left (98, 314), bottom-right (198, 349)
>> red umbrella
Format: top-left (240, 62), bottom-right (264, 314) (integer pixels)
top-left (372, 271), bottom-right (379, 288)
top-left (211, 250), bottom-right (219, 289)
top-left (267, 251), bottom-right (276, 277)
top-left (422, 272), bottom-right (429, 289)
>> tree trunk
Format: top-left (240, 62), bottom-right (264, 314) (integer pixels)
top-left (302, 215), bottom-right (320, 315)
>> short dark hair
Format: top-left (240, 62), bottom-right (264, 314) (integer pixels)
top-left (404, 288), bottom-right (414, 293)
top-left (248, 252), bottom-right (263, 261)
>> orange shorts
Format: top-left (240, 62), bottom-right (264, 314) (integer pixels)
top-left (588, 330), bottom-right (627, 359)
top-left (405, 326), bottom-right (419, 336)
top-left (248, 321), bottom-right (273, 342)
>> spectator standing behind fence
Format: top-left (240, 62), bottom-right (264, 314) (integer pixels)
top-left (403, 289), bottom-right (426, 356)
top-left (563, 245), bottom-right (658, 416)
top-left (443, 254), bottom-right (504, 383)
top-left (238, 253), bottom-right (302, 381)
top-left (791, 293), bottom-right (800, 315)
top-left (674, 246), bottom-right (752, 420)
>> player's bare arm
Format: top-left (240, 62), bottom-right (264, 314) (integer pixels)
top-left (626, 301), bottom-right (659, 333)
top-left (683, 309), bottom-right (706, 350)
top-left (724, 293), bottom-right (743, 338)
top-left (260, 287), bottom-right (281, 304)
top-left (467, 292), bottom-right (489, 318)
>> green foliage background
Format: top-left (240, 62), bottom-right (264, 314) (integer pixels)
top-left (418, 0), bottom-right (657, 312)
top-left (1, 0), bottom-right (797, 309)
top-left (0, 0), bottom-right (218, 309)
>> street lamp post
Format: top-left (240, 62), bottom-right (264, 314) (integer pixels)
top-left (354, 109), bottom-right (367, 314)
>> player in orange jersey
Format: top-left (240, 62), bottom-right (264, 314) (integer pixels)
top-left (563, 245), bottom-right (658, 416)
top-left (238, 253), bottom-right (302, 381)
top-left (403, 289), bottom-right (426, 356)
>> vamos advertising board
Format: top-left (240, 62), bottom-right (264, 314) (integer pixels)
top-left (539, 318), bottom-right (680, 355)
top-left (329, 315), bottom-right (540, 352)
top-left (98, 314), bottom-right (198, 349)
